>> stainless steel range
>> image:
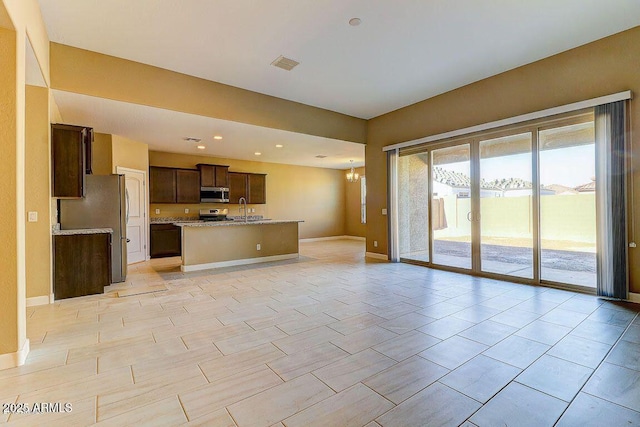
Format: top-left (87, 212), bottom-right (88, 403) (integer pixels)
top-left (199, 208), bottom-right (231, 221)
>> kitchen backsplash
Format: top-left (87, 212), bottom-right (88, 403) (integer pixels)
top-left (149, 203), bottom-right (267, 218)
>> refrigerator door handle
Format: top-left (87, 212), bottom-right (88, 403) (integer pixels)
top-left (125, 188), bottom-right (130, 225)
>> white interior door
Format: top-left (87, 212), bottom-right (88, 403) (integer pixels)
top-left (117, 167), bottom-right (147, 264)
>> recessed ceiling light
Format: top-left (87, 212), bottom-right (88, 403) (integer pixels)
top-left (275, 144), bottom-right (283, 148)
top-left (183, 137), bottom-right (201, 143)
top-left (213, 135), bottom-right (223, 140)
top-left (196, 145), bottom-right (205, 150)
top-left (254, 152), bottom-right (262, 156)
top-left (349, 18), bottom-right (361, 26)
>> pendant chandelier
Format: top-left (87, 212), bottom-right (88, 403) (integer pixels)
top-left (346, 160), bottom-right (359, 182)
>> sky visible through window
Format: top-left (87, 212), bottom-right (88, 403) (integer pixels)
top-left (441, 144), bottom-right (594, 188)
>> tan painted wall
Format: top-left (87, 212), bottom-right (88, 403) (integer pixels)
top-left (0, 25), bottom-right (20, 356)
top-left (182, 222), bottom-right (299, 266)
top-left (25, 85), bottom-right (51, 299)
top-left (344, 167), bottom-right (366, 237)
top-left (50, 43), bottom-right (367, 144)
top-left (111, 135), bottom-right (149, 173)
top-left (92, 132), bottom-right (113, 175)
top-left (149, 151), bottom-right (346, 239)
top-left (366, 26), bottom-right (640, 293)
top-left (0, 0), bottom-right (50, 361)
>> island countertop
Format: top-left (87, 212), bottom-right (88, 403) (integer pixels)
top-left (173, 219), bottom-right (303, 227)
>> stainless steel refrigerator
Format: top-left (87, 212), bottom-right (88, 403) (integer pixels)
top-left (59, 174), bottom-right (128, 283)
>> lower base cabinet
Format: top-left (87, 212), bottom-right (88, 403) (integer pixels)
top-left (54, 233), bottom-right (111, 300)
top-left (150, 224), bottom-right (182, 258)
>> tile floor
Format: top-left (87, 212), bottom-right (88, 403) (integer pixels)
top-left (2, 239), bottom-right (640, 426)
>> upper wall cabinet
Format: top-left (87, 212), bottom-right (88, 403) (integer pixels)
top-left (228, 172), bottom-right (266, 204)
top-left (52, 123), bottom-right (93, 198)
top-left (150, 166), bottom-right (200, 204)
top-left (176, 169), bottom-right (200, 203)
top-left (247, 173), bottom-right (266, 204)
top-left (197, 164), bottom-right (229, 188)
top-left (149, 167), bottom-right (176, 203)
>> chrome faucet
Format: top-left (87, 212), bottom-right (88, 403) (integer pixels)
top-left (239, 197), bottom-right (248, 222)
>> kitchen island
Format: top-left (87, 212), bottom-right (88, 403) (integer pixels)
top-left (174, 220), bottom-right (303, 272)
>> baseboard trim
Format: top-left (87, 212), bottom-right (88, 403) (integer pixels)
top-left (0, 339), bottom-right (30, 371)
top-left (300, 235), bottom-right (366, 242)
top-left (181, 253), bottom-right (299, 272)
top-left (366, 251), bottom-right (388, 261)
top-left (628, 292), bottom-right (640, 304)
top-left (26, 295), bottom-right (53, 307)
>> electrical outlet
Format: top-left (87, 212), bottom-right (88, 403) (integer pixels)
top-left (28, 211), bottom-right (38, 222)
top-left (631, 242), bottom-right (637, 248)
top-left (185, 208), bottom-right (189, 214)
top-left (374, 240), bottom-right (378, 247)
top-left (155, 209), bottom-right (160, 214)
top-left (256, 243), bottom-right (261, 251)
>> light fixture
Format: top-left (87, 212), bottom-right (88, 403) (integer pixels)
top-left (346, 160), bottom-right (359, 182)
top-left (213, 135), bottom-right (223, 140)
top-left (349, 18), bottom-right (361, 26)
top-left (196, 145), bottom-right (205, 150)
top-left (254, 152), bottom-right (262, 156)
top-left (275, 144), bottom-right (283, 148)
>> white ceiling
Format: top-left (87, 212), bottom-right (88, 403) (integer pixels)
top-left (52, 90), bottom-right (365, 169)
top-left (38, 1), bottom-right (640, 167)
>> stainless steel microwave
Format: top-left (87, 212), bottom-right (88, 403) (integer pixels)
top-left (200, 187), bottom-right (229, 203)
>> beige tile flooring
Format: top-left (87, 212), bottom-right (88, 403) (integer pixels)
top-left (2, 239), bottom-right (640, 426)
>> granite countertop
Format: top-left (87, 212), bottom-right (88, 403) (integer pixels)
top-left (150, 217), bottom-right (200, 224)
top-left (174, 220), bottom-right (303, 227)
top-left (53, 228), bottom-right (113, 236)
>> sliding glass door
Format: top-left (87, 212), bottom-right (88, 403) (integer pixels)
top-left (539, 121), bottom-right (596, 287)
top-left (478, 133), bottom-right (534, 279)
top-left (397, 113), bottom-right (596, 289)
top-left (431, 144), bottom-right (472, 269)
top-left (398, 153), bottom-right (430, 262)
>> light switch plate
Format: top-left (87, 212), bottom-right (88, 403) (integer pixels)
top-left (28, 211), bottom-right (38, 222)
top-left (155, 209), bottom-right (160, 214)
top-left (185, 208), bottom-right (189, 214)
top-left (381, 208), bottom-right (387, 215)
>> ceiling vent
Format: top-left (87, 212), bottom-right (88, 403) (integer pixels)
top-left (183, 137), bottom-right (201, 143)
top-left (315, 155), bottom-right (327, 158)
top-left (271, 55), bottom-right (300, 71)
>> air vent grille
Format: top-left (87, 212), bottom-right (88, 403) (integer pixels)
top-left (315, 155), bottom-right (327, 158)
top-left (271, 55), bottom-right (300, 71)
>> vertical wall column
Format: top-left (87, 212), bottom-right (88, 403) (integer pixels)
top-left (0, 25), bottom-right (29, 369)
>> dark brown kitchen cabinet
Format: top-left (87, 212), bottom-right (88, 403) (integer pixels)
top-left (228, 172), bottom-right (247, 204)
top-left (54, 233), bottom-right (111, 299)
top-left (228, 172), bottom-right (266, 204)
top-left (150, 224), bottom-right (181, 258)
top-left (197, 164), bottom-right (229, 188)
top-left (51, 123), bottom-right (93, 198)
top-left (150, 167), bottom-right (200, 203)
top-left (150, 167), bottom-right (177, 203)
top-left (176, 169), bottom-right (200, 203)
top-left (247, 173), bottom-right (266, 204)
